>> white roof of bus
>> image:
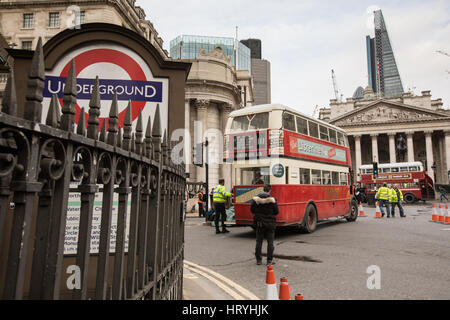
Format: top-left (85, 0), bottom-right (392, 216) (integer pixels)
top-left (229, 104), bottom-right (346, 133)
top-left (360, 162), bottom-right (424, 169)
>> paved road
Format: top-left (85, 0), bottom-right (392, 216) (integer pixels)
top-left (183, 203), bottom-right (450, 300)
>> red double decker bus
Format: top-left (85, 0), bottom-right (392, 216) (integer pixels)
top-left (224, 104), bottom-right (358, 233)
top-left (358, 162), bottom-right (435, 204)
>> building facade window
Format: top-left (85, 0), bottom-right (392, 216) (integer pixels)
top-left (49, 12), bottom-right (60, 27)
top-left (22, 40), bottom-right (33, 50)
top-left (23, 13), bottom-right (34, 28)
top-left (76, 10), bottom-right (86, 26)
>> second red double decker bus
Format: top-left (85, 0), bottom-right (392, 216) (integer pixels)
top-left (224, 104), bottom-right (358, 233)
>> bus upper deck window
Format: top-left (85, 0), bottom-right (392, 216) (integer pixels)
top-left (400, 167), bottom-right (408, 172)
top-left (392, 167), bottom-right (399, 172)
top-left (337, 132), bottom-right (345, 146)
top-left (329, 129), bottom-right (337, 144)
top-left (231, 116), bottom-right (249, 132)
top-left (409, 166), bottom-right (418, 172)
top-left (382, 168), bottom-right (391, 173)
top-left (309, 122), bottom-right (319, 138)
top-left (296, 117), bottom-right (308, 135)
top-left (319, 125), bottom-right (329, 141)
top-left (282, 112), bottom-right (296, 132)
top-left (249, 113), bottom-right (269, 130)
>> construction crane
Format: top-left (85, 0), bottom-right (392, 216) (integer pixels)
top-left (331, 69), bottom-right (344, 102)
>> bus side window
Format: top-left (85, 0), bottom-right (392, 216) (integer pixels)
top-left (392, 167), bottom-right (399, 172)
top-left (322, 171), bottom-right (331, 185)
top-left (340, 173), bottom-right (348, 185)
top-left (309, 122), bottom-right (319, 138)
top-left (319, 125), bottom-right (329, 141)
top-left (337, 132), bottom-right (345, 146)
top-left (282, 112), bottom-right (296, 132)
top-left (296, 116), bottom-right (308, 135)
top-left (332, 172), bottom-right (339, 185)
top-left (311, 170), bottom-right (321, 185)
top-left (329, 129), bottom-right (337, 144)
top-left (300, 168), bottom-right (311, 184)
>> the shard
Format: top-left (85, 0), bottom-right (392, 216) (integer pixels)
top-left (366, 10), bottom-right (404, 98)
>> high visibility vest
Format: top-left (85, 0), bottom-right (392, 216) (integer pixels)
top-left (389, 189), bottom-right (403, 203)
top-left (213, 185), bottom-right (231, 203)
top-left (376, 187), bottom-right (391, 200)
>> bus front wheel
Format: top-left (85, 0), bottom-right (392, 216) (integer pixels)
top-left (302, 204), bottom-right (317, 233)
top-left (404, 193), bottom-right (416, 204)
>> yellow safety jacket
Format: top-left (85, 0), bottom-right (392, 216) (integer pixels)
top-left (389, 189), bottom-right (403, 203)
top-left (213, 185), bottom-right (231, 203)
top-left (376, 187), bottom-right (391, 201)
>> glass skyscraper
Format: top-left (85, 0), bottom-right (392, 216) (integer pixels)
top-left (366, 10), bottom-right (404, 97)
top-left (169, 35), bottom-right (251, 72)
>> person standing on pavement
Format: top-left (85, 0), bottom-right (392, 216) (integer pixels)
top-left (250, 184), bottom-right (279, 266)
top-left (439, 186), bottom-right (448, 202)
top-left (213, 179), bottom-right (232, 234)
top-left (197, 188), bottom-right (205, 217)
top-left (390, 184), bottom-right (405, 218)
top-left (376, 183), bottom-right (392, 218)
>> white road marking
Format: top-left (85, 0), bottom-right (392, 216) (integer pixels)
top-left (184, 260), bottom-right (260, 300)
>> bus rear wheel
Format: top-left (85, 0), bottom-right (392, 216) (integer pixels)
top-left (302, 204), bottom-right (317, 233)
top-left (404, 193), bottom-right (416, 204)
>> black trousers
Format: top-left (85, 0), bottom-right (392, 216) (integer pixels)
top-left (214, 203), bottom-right (227, 230)
top-left (255, 223), bottom-right (275, 262)
top-left (198, 202), bottom-right (205, 217)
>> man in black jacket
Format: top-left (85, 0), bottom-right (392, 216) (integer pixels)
top-left (250, 185), bottom-right (279, 265)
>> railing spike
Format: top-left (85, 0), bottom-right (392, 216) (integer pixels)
top-left (123, 101), bottom-right (132, 151)
top-left (1, 69), bottom-right (17, 116)
top-left (87, 76), bottom-right (101, 139)
top-left (24, 37), bottom-right (45, 122)
top-left (135, 109), bottom-right (143, 154)
top-left (152, 104), bottom-right (162, 138)
top-left (145, 116), bottom-right (152, 158)
top-left (131, 133), bottom-right (136, 153)
top-left (117, 126), bottom-right (123, 149)
top-left (60, 59), bottom-right (77, 132)
top-left (46, 94), bottom-right (60, 128)
top-left (77, 108), bottom-right (87, 136)
top-left (99, 119), bottom-right (107, 142)
top-left (107, 92), bottom-right (119, 146)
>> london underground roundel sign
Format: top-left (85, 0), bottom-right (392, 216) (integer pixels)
top-left (42, 42), bottom-right (169, 133)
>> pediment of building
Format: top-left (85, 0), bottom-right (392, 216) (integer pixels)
top-left (330, 100), bottom-right (450, 127)
top-left (198, 47), bottom-right (232, 64)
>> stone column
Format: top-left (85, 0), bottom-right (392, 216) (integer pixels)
top-left (445, 130), bottom-right (450, 184)
top-left (371, 134), bottom-right (379, 163)
top-left (185, 99), bottom-right (191, 176)
top-left (354, 135), bottom-right (362, 172)
top-left (194, 99), bottom-right (209, 184)
top-left (221, 103), bottom-right (233, 191)
top-left (406, 131), bottom-right (415, 163)
top-left (424, 130), bottom-right (434, 182)
top-left (388, 132), bottom-right (396, 163)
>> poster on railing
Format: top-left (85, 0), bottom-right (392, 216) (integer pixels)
top-left (64, 182), bottom-right (131, 255)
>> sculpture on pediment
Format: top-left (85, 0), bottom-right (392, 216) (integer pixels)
top-left (396, 135), bottom-right (407, 162)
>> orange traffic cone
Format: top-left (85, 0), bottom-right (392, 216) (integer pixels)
top-left (375, 202), bottom-right (382, 219)
top-left (432, 203), bottom-right (439, 222)
top-left (265, 265), bottom-right (278, 300)
top-left (445, 204), bottom-right (450, 225)
top-left (359, 202), bottom-right (366, 217)
top-left (279, 277), bottom-right (291, 300)
top-left (439, 203), bottom-right (445, 223)
top-left (295, 294), bottom-right (304, 300)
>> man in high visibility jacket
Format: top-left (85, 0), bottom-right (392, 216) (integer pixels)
top-left (376, 183), bottom-right (392, 218)
top-left (390, 184), bottom-right (405, 218)
top-left (213, 179), bottom-right (232, 234)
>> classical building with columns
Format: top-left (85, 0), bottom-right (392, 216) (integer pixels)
top-left (184, 47), bottom-right (253, 190)
top-left (319, 88), bottom-right (450, 185)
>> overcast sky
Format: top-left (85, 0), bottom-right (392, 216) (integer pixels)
top-left (137, 0), bottom-right (450, 116)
